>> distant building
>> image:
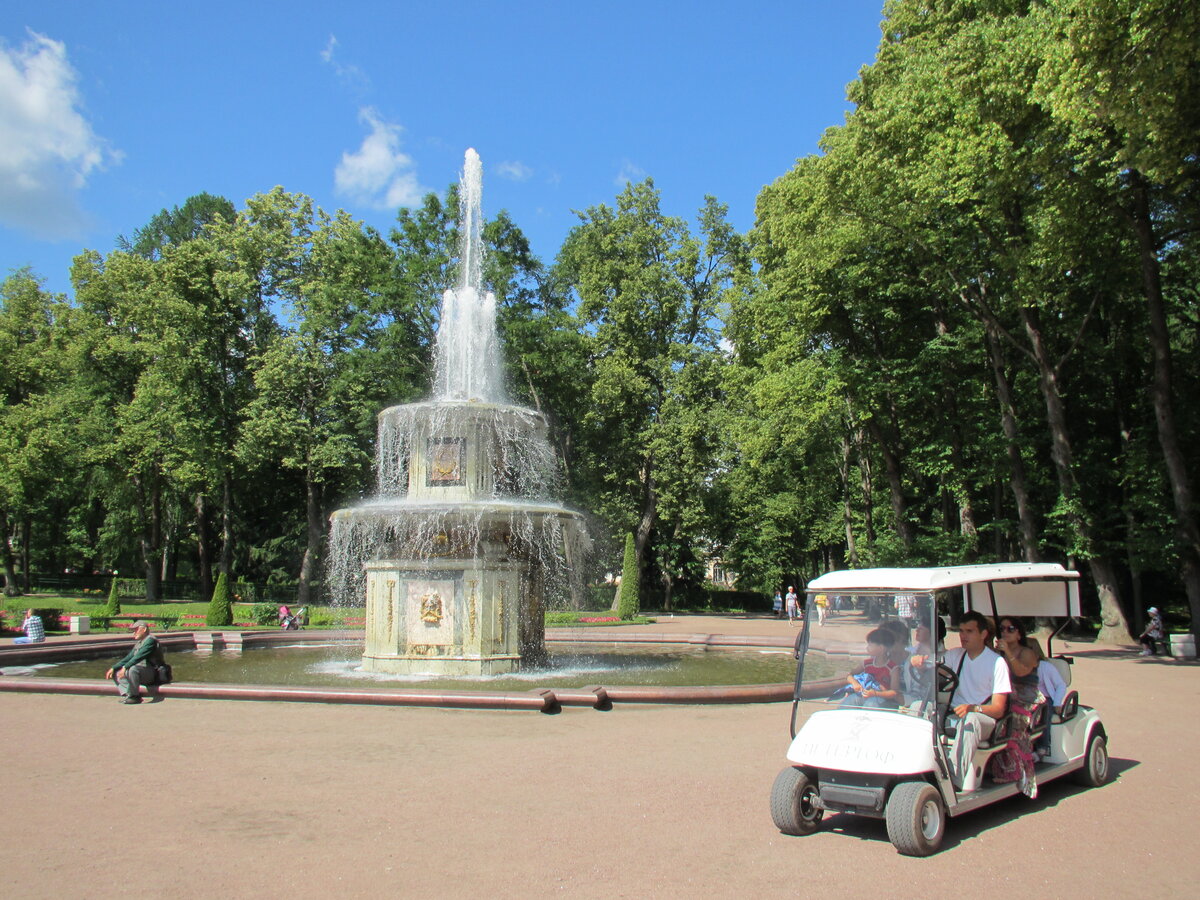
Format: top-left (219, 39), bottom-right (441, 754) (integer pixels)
top-left (706, 558), bottom-right (736, 588)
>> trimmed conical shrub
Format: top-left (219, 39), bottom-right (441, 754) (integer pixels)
top-left (102, 578), bottom-right (121, 617)
top-left (206, 572), bottom-right (233, 626)
top-left (617, 532), bottom-right (640, 621)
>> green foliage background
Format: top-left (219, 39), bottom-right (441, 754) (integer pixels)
top-left (0, 1), bottom-right (1197, 639)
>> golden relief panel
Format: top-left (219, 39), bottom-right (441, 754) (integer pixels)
top-left (427, 438), bottom-right (465, 486)
top-left (404, 578), bottom-right (455, 646)
top-left (419, 591), bottom-right (444, 625)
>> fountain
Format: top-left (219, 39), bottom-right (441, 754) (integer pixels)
top-left (328, 149), bottom-right (589, 676)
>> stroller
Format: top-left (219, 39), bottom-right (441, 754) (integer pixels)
top-left (279, 605), bottom-right (303, 630)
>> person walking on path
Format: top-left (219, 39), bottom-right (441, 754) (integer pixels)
top-left (12, 609), bottom-right (45, 644)
top-left (1139, 607), bottom-right (1165, 656)
top-left (785, 586), bottom-right (799, 623)
top-left (773, 591), bottom-right (783, 619)
top-left (104, 621), bottom-right (166, 704)
top-left (894, 592), bottom-right (917, 628)
top-left (814, 593), bottom-right (829, 625)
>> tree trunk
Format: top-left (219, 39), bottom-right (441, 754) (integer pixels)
top-left (0, 509), bottom-right (22, 597)
top-left (840, 433), bottom-right (859, 567)
top-left (931, 306), bottom-right (978, 554)
top-left (297, 476), bottom-right (324, 608)
top-left (865, 418), bottom-right (914, 550)
top-left (136, 476), bottom-right (163, 604)
top-left (614, 452), bottom-right (657, 612)
top-left (195, 493), bottom-right (213, 602)
top-left (219, 470), bottom-right (234, 577)
top-left (1020, 305), bottom-right (1128, 640)
top-left (855, 426), bottom-right (876, 544)
top-left (161, 502), bottom-right (176, 582)
top-left (1128, 171), bottom-right (1200, 639)
top-left (20, 515), bottom-right (31, 592)
top-left (984, 322), bottom-right (1040, 562)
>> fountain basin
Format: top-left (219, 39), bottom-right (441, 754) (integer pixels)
top-left (0, 630), bottom-right (798, 711)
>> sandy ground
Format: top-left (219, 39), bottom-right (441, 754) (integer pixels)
top-left (1, 614), bottom-right (1196, 899)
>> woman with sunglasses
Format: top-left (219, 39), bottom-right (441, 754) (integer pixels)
top-left (990, 616), bottom-right (1046, 797)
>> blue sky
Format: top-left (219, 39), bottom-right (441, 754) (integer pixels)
top-left (2, 2), bottom-right (885, 297)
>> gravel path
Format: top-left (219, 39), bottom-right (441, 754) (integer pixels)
top-left (1, 616), bottom-right (1195, 898)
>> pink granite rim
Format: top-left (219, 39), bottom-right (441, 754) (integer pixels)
top-left (0, 630), bottom-right (799, 712)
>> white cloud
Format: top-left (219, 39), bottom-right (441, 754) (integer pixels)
top-left (496, 160), bottom-right (533, 182)
top-left (0, 30), bottom-right (119, 239)
top-left (320, 34), bottom-right (370, 94)
top-left (614, 159), bottom-right (647, 187)
top-left (334, 107), bottom-right (424, 209)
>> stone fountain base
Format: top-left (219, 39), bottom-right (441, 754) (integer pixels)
top-left (361, 558), bottom-right (530, 676)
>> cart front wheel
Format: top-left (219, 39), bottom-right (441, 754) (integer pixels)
top-left (886, 781), bottom-right (945, 857)
top-left (1073, 732), bottom-right (1110, 787)
top-left (770, 767), bottom-right (823, 836)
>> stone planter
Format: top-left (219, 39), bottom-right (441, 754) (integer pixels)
top-left (1169, 633), bottom-right (1196, 659)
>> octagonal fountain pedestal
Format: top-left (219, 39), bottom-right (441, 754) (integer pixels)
top-left (361, 555), bottom-right (524, 676)
top-left (330, 401), bottom-right (587, 676)
top-left (337, 498), bottom-right (584, 676)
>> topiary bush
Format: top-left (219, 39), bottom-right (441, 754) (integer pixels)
top-left (617, 533), bottom-right (640, 621)
top-left (206, 572), bottom-right (234, 627)
top-left (102, 578), bottom-right (121, 617)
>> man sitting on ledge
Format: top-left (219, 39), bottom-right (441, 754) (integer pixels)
top-left (104, 621), bottom-right (165, 704)
top-left (943, 611), bottom-right (1010, 791)
top-left (13, 609), bottom-right (45, 644)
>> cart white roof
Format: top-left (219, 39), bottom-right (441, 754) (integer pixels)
top-left (806, 563), bottom-right (1081, 617)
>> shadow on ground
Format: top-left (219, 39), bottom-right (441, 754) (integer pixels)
top-left (813, 757), bottom-right (1139, 854)
top-left (1065, 647), bottom-right (1200, 665)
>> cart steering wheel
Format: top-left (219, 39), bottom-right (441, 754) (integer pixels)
top-left (936, 662), bottom-right (959, 697)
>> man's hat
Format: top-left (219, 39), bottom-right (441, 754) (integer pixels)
top-left (130, 620), bottom-right (150, 631)
top-left (1148, 607), bottom-right (1159, 615)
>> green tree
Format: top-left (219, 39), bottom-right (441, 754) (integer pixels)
top-left (558, 181), bottom-right (746, 605)
top-left (235, 190), bottom-right (392, 606)
top-left (0, 270), bottom-right (75, 594)
top-left (617, 533), bottom-right (640, 620)
top-left (1033, 0), bottom-right (1200, 637)
top-left (206, 570), bottom-right (233, 626)
top-left (117, 192), bottom-right (236, 260)
top-left (102, 578), bottom-right (121, 616)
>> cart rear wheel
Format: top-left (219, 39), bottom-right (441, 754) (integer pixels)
top-left (770, 767), bottom-right (823, 835)
top-left (885, 781), bottom-right (945, 857)
top-left (1073, 732), bottom-right (1109, 787)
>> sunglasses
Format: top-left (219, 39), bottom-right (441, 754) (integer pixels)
top-left (1000, 624), bottom-right (1020, 633)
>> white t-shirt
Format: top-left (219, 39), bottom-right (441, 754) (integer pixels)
top-left (944, 646), bottom-right (1011, 706)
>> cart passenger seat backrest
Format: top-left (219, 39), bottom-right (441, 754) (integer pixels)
top-left (1047, 656), bottom-right (1072, 688)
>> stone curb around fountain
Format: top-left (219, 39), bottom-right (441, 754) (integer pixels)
top-left (0, 629), bottom-right (798, 711)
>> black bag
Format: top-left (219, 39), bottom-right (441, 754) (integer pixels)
top-left (155, 663), bottom-right (173, 685)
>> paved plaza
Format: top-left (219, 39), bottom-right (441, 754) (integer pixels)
top-left (1, 614), bottom-right (1196, 898)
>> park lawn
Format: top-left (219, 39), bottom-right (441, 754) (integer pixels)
top-left (2, 595), bottom-right (362, 632)
top-left (4, 596), bottom-right (655, 633)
